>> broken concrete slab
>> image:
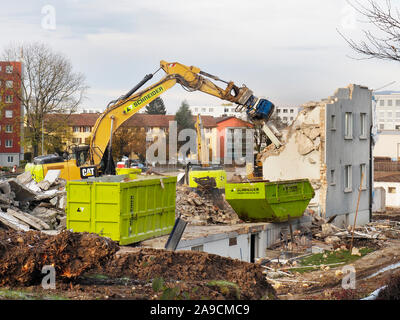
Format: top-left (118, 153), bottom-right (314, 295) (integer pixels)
top-left (16, 171), bottom-right (33, 185)
top-left (7, 208), bottom-right (44, 231)
top-left (37, 180), bottom-right (51, 191)
top-left (0, 194), bottom-right (11, 205)
top-left (309, 127), bottom-right (320, 140)
top-left (0, 211), bottom-right (30, 231)
top-left (25, 181), bottom-right (41, 193)
top-left (324, 236), bottom-right (341, 244)
top-left (32, 207), bottom-right (59, 220)
top-left (44, 170), bottom-right (61, 185)
top-left (8, 178), bottom-right (37, 201)
top-left (58, 194), bottom-right (66, 210)
top-left (49, 197), bottom-right (58, 207)
top-left (296, 133), bottom-right (315, 156)
top-left (34, 189), bottom-right (60, 201)
top-left (0, 181), bottom-right (11, 198)
top-left (57, 216), bottom-right (66, 229)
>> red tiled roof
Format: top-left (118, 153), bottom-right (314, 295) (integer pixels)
top-left (215, 116), bottom-right (254, 128)
top-left (123, 114), bottom-right (217, 128)
top-left (375, 173), bottom-right (400, 182)
top-left (44, 113), bottom-right (100, 127)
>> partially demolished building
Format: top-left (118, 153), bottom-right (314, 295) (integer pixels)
top-left (261, 84), bottom-right (373, 227)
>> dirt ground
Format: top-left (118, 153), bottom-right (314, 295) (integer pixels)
top-left (268, 209), bottom-right (400, 300)
top-left (2, 209), bottom-right (400, 300)
top-left (271, 239), bottom-right (400, 300)
top-left (373, 207), bottom-right (400, 222)
top-left (0, 228), bottom-right (275, 300)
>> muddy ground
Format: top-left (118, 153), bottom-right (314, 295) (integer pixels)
top-left (2, 210), bottom-right (400, 300)
top-left (268, 209), bottom-right (400, 300)
top-left (271, 239), bottom-right (400, 300)
top-left (0, 228), bottom-right (275, 300)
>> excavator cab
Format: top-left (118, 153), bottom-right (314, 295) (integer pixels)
top-left (26, 145), bottom-right (99, 182)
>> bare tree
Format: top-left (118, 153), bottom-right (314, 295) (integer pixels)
top-left (2, 42), bottom-right (88, 157)
top-left (112, 126), bottom-right (147, 162)
top-left (339, 0), bottom-right (400, 62)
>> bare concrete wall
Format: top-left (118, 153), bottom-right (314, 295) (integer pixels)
top-left (324, 85), bottom-right (371, 227)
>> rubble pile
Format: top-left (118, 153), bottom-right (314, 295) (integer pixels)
top-left (310, 213), bottom-right (400, 245)
top-left (0, 229), bottom-right (119, 286)
top-left (176, 185), bottom-right (240, 225)
top-left (0, 170), bottom-right (67, 234)
top-left (99, 248), bottom-right (276, 300)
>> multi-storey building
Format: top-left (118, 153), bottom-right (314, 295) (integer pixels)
top-left (189, 103), bottom-right (248, 120)
top-left (44, 113), bottom-right (254, 165)
top-left (275, 106), bottom-right (301, 125)
top-left (374, 91), bottom-right (400, 131)
top-left (0, 61), bottom-right (23, 166)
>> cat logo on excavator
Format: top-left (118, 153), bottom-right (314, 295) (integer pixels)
top-left (80, 166), bottom-right (97, 179)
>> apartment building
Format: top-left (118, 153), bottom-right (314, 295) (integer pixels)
top-left (374, 91), bottom-right (400, 131)
top-left (0, 61), bottom-right (23, 166)
top-left (189, 103), bottom-right (248, 121)
top-left (45, 113), bottom-right (255, 165)
top-left (275, 106), bottom-right (301, 125)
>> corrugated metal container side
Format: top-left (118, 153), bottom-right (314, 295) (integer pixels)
top-left (225, 179), bottom-right (315, 222)
top-left (66, 176), bottom-right (176, 245)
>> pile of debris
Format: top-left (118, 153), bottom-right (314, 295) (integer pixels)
top-left (176, 185), bottom-right (241, 225)
top-left (99, 247), bottom-right (276, 300)
top-left (0, 170), bottom-right (67, 234)
top-left (0, 228), bottom-right (118, 286)
top-left (311, 213), bottom-right (400, 247)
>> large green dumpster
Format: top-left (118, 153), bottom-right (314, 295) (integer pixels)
top-left (225, 179), bottom-right (315, 222)
top-left (66, 175), bottom-right (176, 245)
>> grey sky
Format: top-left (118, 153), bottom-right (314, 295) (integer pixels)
top-left (0, 0), bottom-right (398, 114)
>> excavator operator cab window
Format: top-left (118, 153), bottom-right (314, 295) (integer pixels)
top-left (75, 148), bottom-right (89, 167)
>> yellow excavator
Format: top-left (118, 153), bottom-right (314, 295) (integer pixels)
top-left (26, 60), bottom-right (275, 182)
top-left (186, 114), bottom-right (227, 189)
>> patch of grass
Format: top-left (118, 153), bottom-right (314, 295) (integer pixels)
top-left (151, 277), bottom-right (187, 300)
top-left (206, 280), bottom-right (240, 299)
top-left (0, 289), bottom-right (68, 300)
top-left (86, 274), bottom-right (109, 280)
top-left (290, 248), bottom-right (374, 274)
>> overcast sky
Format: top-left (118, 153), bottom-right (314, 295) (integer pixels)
top-left (1, 0), bottom-right (399, 114)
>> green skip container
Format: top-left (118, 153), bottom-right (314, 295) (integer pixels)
top-left (225, 179), bottom-right (315, 223)
top-left (66, 175), bottom-right (176, 245)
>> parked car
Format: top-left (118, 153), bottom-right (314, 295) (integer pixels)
top-left (130, 160), bottom-right (148, 172)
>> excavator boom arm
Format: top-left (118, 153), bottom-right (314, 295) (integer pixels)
top-left (89, 60), bottom-right (274, 169)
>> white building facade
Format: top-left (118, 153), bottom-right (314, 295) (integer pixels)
top-left (373, 131), bottom-right (400, 160)
top-left (189, 104), bottom-right (248, 120)
top-left (374, 91), bottom-right (400, 131)
top-left (275, 106), bottom-right (301, 125)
